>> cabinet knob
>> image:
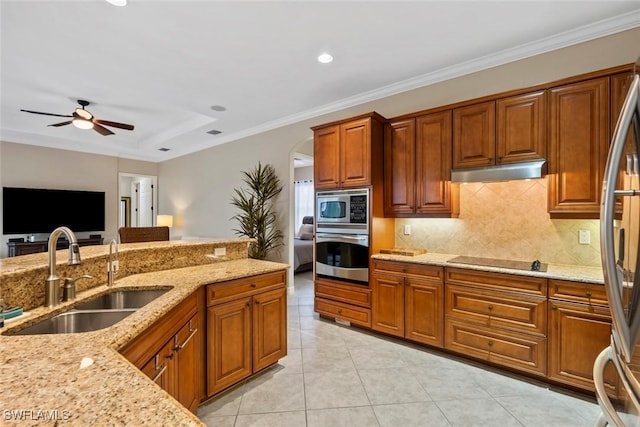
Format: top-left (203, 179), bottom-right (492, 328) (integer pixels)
top-left (337, 309), bottom-right (343, 314)
top-left (250, 283), bottom-right (257, 288)
top-left (552, 306), bottom-right (558, 311)
top-left (488, 305), bottom-right (494, 311)
top-left (585, 291), bottom-right (592, 298)
top-left (488, 340), bottom-right (494, 347)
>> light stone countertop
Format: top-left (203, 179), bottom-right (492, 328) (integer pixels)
top-left (0, 258), bottom-right (288, 427)
top-left (371, 252), bottom-right (605, 284)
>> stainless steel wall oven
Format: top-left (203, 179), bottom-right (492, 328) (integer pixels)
top-left (315, 188), bottom-right (370, 284)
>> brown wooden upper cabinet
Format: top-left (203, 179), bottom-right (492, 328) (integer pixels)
top-left (313, 113), bottom-right (384, 189)
top-left (548, 77), bottom-right (609, 218)
top-left (453, 101), bottom-right (496, 169)
top-left (384, 111), bottom-right (458, 217)
top-left (453, 91), bottom-right (546, 170)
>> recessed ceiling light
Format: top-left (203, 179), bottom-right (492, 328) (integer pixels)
top-left (105, 0), bottom-right (127, 6)
top-left (158, 148), bottom-right (171, 152)
top-left (317, 53), bottom-right (334, 64)
top-left (210, 105), bottom-right (227, 112)
top-left (207, 129), bottom-right (222, 135)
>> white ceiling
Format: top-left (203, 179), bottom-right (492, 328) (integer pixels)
top-left (1, 1), bottom-right (639, 163)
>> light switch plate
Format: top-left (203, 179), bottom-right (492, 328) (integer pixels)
top-left (404, 224), bottom-right (411, 235)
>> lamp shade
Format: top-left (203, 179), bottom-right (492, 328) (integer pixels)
top-left (157, 215), bottom-right (174, 227)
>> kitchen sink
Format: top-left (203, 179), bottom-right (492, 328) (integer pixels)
top-left (9, 309), bottom-right (136, 335)
top-left (5, 288), bottom-right (172, 336)
top-left (73, 288), bottom-right (170, 310)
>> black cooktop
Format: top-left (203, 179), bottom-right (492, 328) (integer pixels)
top-left (447, 255), bottom-right (548, 272)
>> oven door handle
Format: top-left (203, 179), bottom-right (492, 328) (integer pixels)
top-left (316, 233), bottom-right (369, 245)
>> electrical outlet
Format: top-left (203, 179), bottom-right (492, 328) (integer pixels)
top-left (214, 247), bottom-right (226, 257)
top-left (404, 224), bottom-right (411, 235)
top-left (579, 230), bottom-right (591, 245)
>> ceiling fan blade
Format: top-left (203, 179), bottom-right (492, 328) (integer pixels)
top-left (94, 119), bottom-right (134, 131)
top-left (20, 109), bottom-right (73, 118)
top-left (48, 121), bottom-right (73, 127)
top-left (93, 123), bottom-right (114, 136)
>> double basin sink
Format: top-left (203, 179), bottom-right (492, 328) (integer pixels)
top-left (7, 288), bottom-right (170, 336)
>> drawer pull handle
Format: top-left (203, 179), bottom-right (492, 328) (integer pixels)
top-left (552, 306), bottom-right (558, 310)
top-left (488, 305), bottom-right (494, 311)
top-left (152, 365), bottom-right (167, 382)
top-left (337, 309), bottom-right (343, 314)
top-left (488, 340), bottom-right (494, 347)
top-left (166, 353), bottom-right (174, 360)
top-left (174, 322), bottom-right (198, 351)
top-left (251, 283), bottom-right (257, 288)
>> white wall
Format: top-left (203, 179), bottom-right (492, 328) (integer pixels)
top-left (0, 142), bottom-right (158, 257)
top-left (294, 166), bottom-right (313, 182)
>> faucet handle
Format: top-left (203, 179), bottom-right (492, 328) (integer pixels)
top-left (62, 275), bottom-right (94, 302)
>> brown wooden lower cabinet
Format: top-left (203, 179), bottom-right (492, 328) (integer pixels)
top-left (548, 298), bottom-right (618, 396)
top-left (370, 261), bottom-right (444, 347)
top-left (207, 272), bottom-right (287, 396)
top-left (445, 317), bottom-right (547, 376)
top-left (314, 277), bottom-right (372, 327)
top-left (120, 289), bottom-right (204, 413)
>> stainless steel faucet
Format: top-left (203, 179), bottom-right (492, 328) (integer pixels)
top-left (108, 239), bottom-right (118, 287)
top-left (45, 226), bottom-right (82, 307)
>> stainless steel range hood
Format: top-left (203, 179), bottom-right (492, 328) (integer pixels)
top-left (451, 159), bottom-right (547, 183)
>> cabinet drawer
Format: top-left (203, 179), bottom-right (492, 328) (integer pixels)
top-left (207, 271), bottom-right (286, 306)
top-left (374, 260), bottom-right (443, 283)
top-left (315, 279), bottom-right (371, 308)
top-left (445, 267), bottom-right (547, 296)
top-left (315, 297), bottom-right (371, 327)
top-left (548, 279), bottom-right (608, 306)
top-left (445, 318), bottom-right (547, 376)
top-left (446, 284), bottom-right (547, 335)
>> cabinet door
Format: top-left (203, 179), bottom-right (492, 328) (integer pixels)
top-left (174, 314), bottom-right (201, 413)
top-left (141, 341), bottom-right (174, 393)
top-left (384, 119), bottom-right (416, 216)
top-left (496, 90), bottom-right (546, 164)
top-left (548, 77), bottom-right (609, 217)
top-left (416, 111), bottom-right (453, 214)
top-left (314, 125), bottom-right (341, 189)
top-left (207, 297), bottom-right (252, 395)
top-left (548, 300), bottom-right (618, 395)
top-left (405, 275), bottom-right (443, 347)
top-left (371, 271), bottom-right (404, 337)
top-left (340, 118), bottom-right (372, 187)
top-left (253, 288), bottom-right (287, 372)
top-left (453, 101), bottom-right (496, 169)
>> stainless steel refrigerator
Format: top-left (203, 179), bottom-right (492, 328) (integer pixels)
top-left (594, 60), bottom-right (640, 426)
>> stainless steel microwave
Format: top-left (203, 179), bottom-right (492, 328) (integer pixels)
top-left (315, 188), bottom-right (369, 235)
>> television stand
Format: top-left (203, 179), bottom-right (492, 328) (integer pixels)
top-left (7, 237), bottom-right (104, 257)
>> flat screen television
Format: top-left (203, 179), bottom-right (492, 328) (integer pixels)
top-left (2, 187), bottom-right (105, 234)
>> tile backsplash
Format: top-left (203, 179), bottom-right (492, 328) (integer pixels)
top-left (394, 178), bottom-right (602, 267)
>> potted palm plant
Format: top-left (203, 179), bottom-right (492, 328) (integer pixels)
top-left (230, 162), bottom-right (284, 260)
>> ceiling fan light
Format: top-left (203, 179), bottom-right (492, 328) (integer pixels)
top-left (72, 118), bottom-right (94, 130)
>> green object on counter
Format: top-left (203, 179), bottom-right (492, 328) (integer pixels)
top-left (2, 307), bottom-right (23, 319)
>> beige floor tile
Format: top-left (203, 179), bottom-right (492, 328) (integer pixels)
top-left (348, 344), bottom-right (405, 370)
top-left (302, 346), bottom-right (356, 373)
top-left (410, 365), bottom-right (490, 401)
top-left (199, 414), bottom-right (237, 427)
top-left (197, 385), bottom-right (244, 417)
top-left (238, 371), bottom-right (305, 414)
top-left (235, 411), bottom-right (307, 427)
top-left (279, 348), bottom-right (303, 374)
top-left (496, 394), bottom-right (598, 426)
top-left (304, 370), bottom-right (370, 410)
top-left (358, 367), bottom-right (431, 405)
top-left (435, 398), bottom-right (522, 427)
top-left (373, 402), bottom-right (451, 427)
top-left (307, 406), bottom-right (379, 427)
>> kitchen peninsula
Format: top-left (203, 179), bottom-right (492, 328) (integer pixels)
top-left (0, 239), bottom-right (289, 426)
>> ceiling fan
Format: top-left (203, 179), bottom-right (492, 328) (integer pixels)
top-left (20, 99), bottom-right (135, 136)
